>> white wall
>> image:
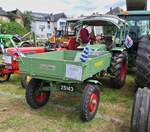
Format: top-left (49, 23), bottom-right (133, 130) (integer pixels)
top-left (31, 20), bottom-right (52, 38)
top-left (57, 18), bottom-right (66, 31)
top-left (31, 18), bottom-right (67, 38)
top-left (0, 16), bottom-right (10, 22)
top-left (94, 26), bottom-right (103, 35)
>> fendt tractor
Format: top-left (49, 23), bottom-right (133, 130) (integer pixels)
top-left (119, 0), bottom-right (150, 132)
top-left (119, 0), bottom-right (150, 88)
top-left (19, 15), bottom-right (129, 121)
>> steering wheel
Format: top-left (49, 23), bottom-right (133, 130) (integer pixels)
top-left (12, 35), bottom-right (22, 43)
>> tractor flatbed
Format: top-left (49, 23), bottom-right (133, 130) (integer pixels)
top-left (19, 50), bottom-right (111, 83)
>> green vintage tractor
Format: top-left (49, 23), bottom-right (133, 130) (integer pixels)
top-left (0, 34), bottom-right (32, 52)
top-left (19, 15), bottom-right (129, 121)
top-left (118, 0), bottom-right (150, 88)
top-left (119, 0), bottom-right (150, 132)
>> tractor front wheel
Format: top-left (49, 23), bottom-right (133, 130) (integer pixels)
top-left (80, 84), bottom-right (100, 121)
top-left (26, 78), bottom-right (50, 109)
top-left (110, 52), bottom-right (128, 88)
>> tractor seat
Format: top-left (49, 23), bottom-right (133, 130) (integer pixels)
top-left (79, 28), bottom-right (90, 44)
top-left (104, 36), bottom-right (113, 49)
top-left (60, 37), bottom-right (77, 50)
top-left (67, 37), bottom-right (77, 50)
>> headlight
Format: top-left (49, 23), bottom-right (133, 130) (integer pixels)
top-left (2, 54), bottom-right (12, 64)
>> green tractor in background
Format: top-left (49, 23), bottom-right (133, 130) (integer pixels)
top-left (0, 34), bottom-right (33, 52)
top-left (118, 0), bottom-right (150, 88)
top-left (119, 0), bottom-right (150, 132)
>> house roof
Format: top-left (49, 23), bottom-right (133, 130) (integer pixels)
top-left (31, 12), bottom-right (67, 22)
top-left (0, 7), bottom-right (9, 16)
top-left (32, 12), bottom-right (50, 18)
top-left (53, 13), bottom-right (67, 22)
top-left (31, 12), bottom-right (51, 22)
top-left (7, 9), bottom-right (23, 18)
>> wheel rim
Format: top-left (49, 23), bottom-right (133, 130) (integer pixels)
top-left (22, 43), bottom-right (32, 47)
top-left (88, 92), bottom-right (99, 113)
top-left (0, 74), bottom-right (9, 81)
top-left (120, 61), bottom-right (127, 81)
top-left (34, 92), bottom-right (48, 103)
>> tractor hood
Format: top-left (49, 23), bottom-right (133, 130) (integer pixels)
top-left (77, 15), bottom-right (127, 28)
top-left (5, 47), bottom-right (45, 56)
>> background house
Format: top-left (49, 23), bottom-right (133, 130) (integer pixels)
top-left (0, 7), bottom-right (10, 22)
top-left (0, 7), bottom-right (25, 25)
top-left (31, 12), bottom-right (67, 38)
top-left (53, 13), bottom-right (67, 31)
top-left (7, 9), bottom-right (24, 26)
top-left (31, 12), bottom-right (52, 38)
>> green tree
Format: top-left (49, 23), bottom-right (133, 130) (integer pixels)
top-left (0, 21), bottom-right (28, 35)
top-left (23, 11), bottom-right (32, 31)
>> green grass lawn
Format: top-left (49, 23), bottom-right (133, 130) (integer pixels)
top-left (0, 74), bottom-right (135, 132)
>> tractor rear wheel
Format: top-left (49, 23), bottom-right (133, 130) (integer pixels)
top-left (21, 74), bottom-right (32, 89)
top-left (131, 87), bottom-right (150, 132)
top-left (80, 84), bottom-right (100, 121)
top-left (20, 42), bottom-right (33, 47)
top-left (135, 36), bottom-right (150, 88)
top-left (110, 51), bottom-right (128, 88)
top-left (26, 78), bottom-right (50, 109)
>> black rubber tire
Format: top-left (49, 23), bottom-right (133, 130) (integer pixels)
top-left (109, 51), bottom-right (128, 88)
top-left (135, 36), bottom-right (150, 88)
top-left (148, 107), bottom-right (150, 132)
top-left (21, 74), bottom-right (32, 89)
top-left (26, 78), bottom-right (50, 109)
top-left (131, 87), bottom-right (150, 132)
top-left (20, 42), bottom-right (33, 47)
top-left (80, 84), bottom-right (100, 121)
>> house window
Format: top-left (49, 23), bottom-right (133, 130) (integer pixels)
top-left (59, 22), bottom-right (66, 30)
top-left (39, 25), bottom-right (45, 32)
top-left (47, 33), bottom-right (51, 37)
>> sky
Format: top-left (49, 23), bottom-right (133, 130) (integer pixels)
top-left (0, 0), bottom-right (150, 16)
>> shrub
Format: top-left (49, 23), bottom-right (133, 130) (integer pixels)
top-left (0, 21), bottom-right (28, 35)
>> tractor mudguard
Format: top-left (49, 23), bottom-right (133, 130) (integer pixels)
top-left (86, 79), bottom-right (103, 90)
top-left (111, 47), bottom-right (126, 53)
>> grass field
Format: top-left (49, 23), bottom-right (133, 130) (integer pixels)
top-left (0, 74), bottom-right (135, 132)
